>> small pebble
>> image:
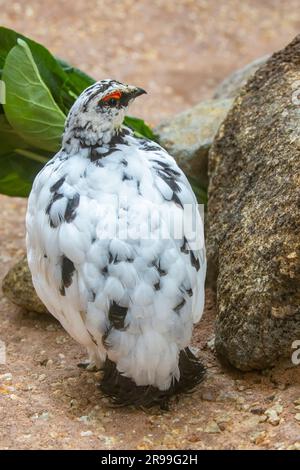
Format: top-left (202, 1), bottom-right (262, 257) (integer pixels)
top-left (277, 384), bottom-right (287, 391)
top-left (80, 430), bottom-right (93, 437)
top-left (187, 433), bottom-right (201, 442)
top-left (46, 325), bottom-right (57, 332)
top-left (9, 394), bottom-right (18, 400)
top-left (204, 421), bottom-right (221, 434)
top-left (201, 390), bottom-right (214, 401)
top-left (55, 336), bottom-right (68, 344)
top-left (251, 407), bottom-right (265, 415)
top-left (0, 373), bottom-right (12, 382)
top-left (70, 399), bottom-right (78, 408)
top-left (250, 431), bottom-right (267, 445)
top-left (78, 415), bottom-right (90, 424)
top-left (259, 415), bottom-right (268, 423)
top-left (288, 442), bottom-right (300, 450)
top-left (264, 405), bottom-right (282, 426)
top-left (32, 411), bottom-right (49, 421)
top-left (206, 336), bottom-right (215, 351)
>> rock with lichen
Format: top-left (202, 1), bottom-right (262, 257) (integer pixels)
top-left (2, 256), bottom-right (48, 314)
top-left (208, 35), bottom-right (300, 370)
top-left (213, 55), bottom-right (270, 99)
top-left (155, 98), bottom-right (233, 189)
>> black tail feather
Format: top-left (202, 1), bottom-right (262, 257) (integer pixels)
top-left (99, 347), bottom-right (205, 409)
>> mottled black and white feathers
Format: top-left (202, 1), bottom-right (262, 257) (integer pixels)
top-left (26, 79), bottom-right (206, 407)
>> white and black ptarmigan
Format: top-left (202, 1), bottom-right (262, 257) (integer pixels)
top-left (26, 79), bottom-right (206, 408)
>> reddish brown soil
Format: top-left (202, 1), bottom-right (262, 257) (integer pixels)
top-left (1, 0), bottom-right (300, 450)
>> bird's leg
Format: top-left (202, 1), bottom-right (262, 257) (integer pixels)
top-left (78, 346), bottom-right (106, 371)
top-left (77, 360), bottom-right (98, 371)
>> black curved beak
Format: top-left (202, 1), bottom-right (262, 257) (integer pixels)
top-left (129, 87), bottom-right (147, 99)
top-left (121, 86), bottom-right (147, 106)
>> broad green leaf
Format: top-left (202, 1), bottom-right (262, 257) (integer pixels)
top-left (0, 151), bottom-right (44, 197)
top-left (3, 39), bottom-right (65, 152)
top-left (0, 27), bottom-right (156, 142)
top-left (124, 115), bottom-right (156, 141)
top-left (0, 114), bottom-right (28, 155)
top-left (0, 27), bottom-right (74, 113)
top-left (0, 28), bottom-right (158, 197)
top-left (57, 57), bottom-right (95, 94)
top-left (0, 114), bottom-right (50, 196)
top-left (0, 115), bottom-right (51, 162)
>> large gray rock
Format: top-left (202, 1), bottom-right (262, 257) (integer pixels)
top-left (213, 55), bottom-right (270, 99)
top-left (155, 99), bottom-right (233, 189)
top-left (2, 257), bottom-right (48, 314)
top-left (208, 36), bottom-right (300, 370)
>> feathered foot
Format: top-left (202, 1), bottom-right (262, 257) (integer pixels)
top-left (99, 347), bottom-right (205, 409)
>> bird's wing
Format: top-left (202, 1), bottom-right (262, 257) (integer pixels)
top-left (26, 150), bottom-right (104, 348)
top-left (141, 139), bottom-right (206, 323)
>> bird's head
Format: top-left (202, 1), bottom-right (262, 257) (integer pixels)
top-left (62, 79), bottom-right (146, 150)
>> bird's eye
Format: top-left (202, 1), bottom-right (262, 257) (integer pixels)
top-left (107, 98), bottom-right (117, 106)
top-left (101, 90), bottom-right (122, 107)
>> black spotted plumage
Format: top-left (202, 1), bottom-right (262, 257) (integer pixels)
top-left (152, 159), bottom-right (181, 176)
top-left (60, 255), bottom-right (75, 295)
top-left (139, 140), bottom-right (162, 153)
top-left (174, 298), bottom-right (186, 314)
top-left (50, 176), bottom-right (65, 193)
top-left (180, 236), bottom-right (189, 254)
top-left (157, 170), bottom-right (181, 193)
top-left (26, 79), bottom-right (206, 409)
top-left (89, 129), bottom-right (128, 161)
top-left (190, 250), bottom-right (200, 271)
top-left (186, 288), bottom-right (193, 297)
top-left (102, 325), bottom-right (113, 350)
top-left (108, 301), bottom-right (128, 330)
top-left (45, 192), bottom-right (63, 213)
top-left (46, 193), bottom-right (64, 228)
top-left (152, 259), bottom-right (167, 276)
top-left (46, 191), bottom-right (80, 227)
top-left (171, 192), bottom-right (184, 209)
top-left (102, 266), bottom-right (108, 275)
top-left (64, 193), bottom-right (80, 223)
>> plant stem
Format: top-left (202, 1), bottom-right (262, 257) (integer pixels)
top-left (15, 148), bottom-right (49, 164)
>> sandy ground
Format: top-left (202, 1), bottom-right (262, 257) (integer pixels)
top-left (1, 0), bottom-right (300, 450)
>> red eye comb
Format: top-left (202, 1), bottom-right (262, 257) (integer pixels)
top-left (101, 90), bottom-right (122, 102)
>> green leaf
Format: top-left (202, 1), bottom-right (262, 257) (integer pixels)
top-left (187, 176), bottom-right (208, 205)
top-left (0, 27), bottom-right (75, 113)
top-left (0, 151), bottom-right (44, 197)
top-left (0, 114), bottom-right (28, 155)
top-left (0, 27), bottom-right (156, 143)
top-left (124, 115), bottom-right (156, 141)
top-left (57, 57), bottom-right (95, 94)
top-left (0, 26), bottom-right (22, 72)
top-left (0, 114), bottom-right (50, 196)
top-left (0, 28), bottom-right (157, 197)
top-left (2, 39), bottom-right (65, 152)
